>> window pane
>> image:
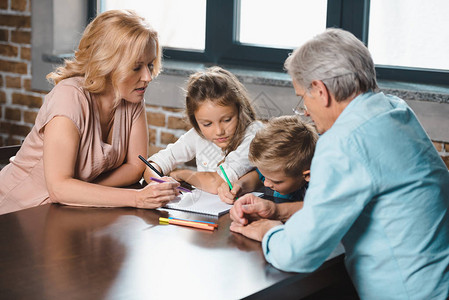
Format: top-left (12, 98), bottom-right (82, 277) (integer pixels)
top-left (368, 0), bottom-right (449, 70)
top-left (101, 0), bottom-right (206, 51)
top-left (238, 0), bottom-right (327, 49)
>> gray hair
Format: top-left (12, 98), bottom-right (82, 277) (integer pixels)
top-left (284, 28), bottom-right (378, 101)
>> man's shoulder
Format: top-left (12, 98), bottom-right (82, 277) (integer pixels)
top-left (325, 92), bottom-right (409, 141)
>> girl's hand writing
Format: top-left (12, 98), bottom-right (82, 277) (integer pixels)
top-left (217, 181), bottom-right (242, 204)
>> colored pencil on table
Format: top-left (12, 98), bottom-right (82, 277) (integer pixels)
top-left (168, 217), bottom-right (218, 228)
top-left (159, 217), bottom-right (216, 231)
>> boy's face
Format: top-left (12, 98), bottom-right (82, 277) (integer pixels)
top-left (258, 167), bottom-right (306, 196)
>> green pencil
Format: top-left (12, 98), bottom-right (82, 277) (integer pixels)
top-left (219, 165), bottom-right (233, 190)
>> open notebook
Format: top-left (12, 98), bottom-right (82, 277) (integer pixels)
top-left (163, 189), bottom-right (232, 216)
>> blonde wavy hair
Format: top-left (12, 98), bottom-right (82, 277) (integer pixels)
top-left (249, 115), bottom-right (318, 177)
top-left (185, 66), bottom-right (257, 157)
top-left (46, 9), bottom-right (162, 106)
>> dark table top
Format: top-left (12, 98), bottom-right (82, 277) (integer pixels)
top-left (0, 203), bottom-right (345, 300)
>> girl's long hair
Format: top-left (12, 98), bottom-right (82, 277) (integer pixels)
top-left (185, 66), bottom-right (256, 157)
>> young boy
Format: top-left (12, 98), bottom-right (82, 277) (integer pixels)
top-left (218, 115), bottom-right (317, 204)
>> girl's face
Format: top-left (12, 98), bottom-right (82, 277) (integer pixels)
top-left (194, 100), bottom-right (239, 149)
top-left (118, 40), bottom-right (156, 103)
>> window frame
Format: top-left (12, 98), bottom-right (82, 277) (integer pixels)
top-left (93, 0), bottom-right (449, 86)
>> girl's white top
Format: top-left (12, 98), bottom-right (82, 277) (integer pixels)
top-left (149, 121), bottom-right (264, 183)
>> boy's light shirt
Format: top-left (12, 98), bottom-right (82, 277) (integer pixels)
top-left (262, 92), bottom-right (449, 300)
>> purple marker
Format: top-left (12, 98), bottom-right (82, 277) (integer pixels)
top-left (150, 177), bottom-right (192, 193)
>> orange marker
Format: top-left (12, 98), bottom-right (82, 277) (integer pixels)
top-left (168, 217), bottom-right (218, 228)
top-left (159, 217), bottom-right (216, 231)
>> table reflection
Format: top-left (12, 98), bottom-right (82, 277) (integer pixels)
top-left (0, 203), bottom-right (344, 300)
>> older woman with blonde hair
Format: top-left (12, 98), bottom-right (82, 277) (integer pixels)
top-left (0, 10), bottom-right (180, 215)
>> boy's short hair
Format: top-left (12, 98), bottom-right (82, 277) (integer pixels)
top-left (249, 116), bottom-right (318, 177)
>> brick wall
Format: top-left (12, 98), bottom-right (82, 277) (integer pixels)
top-left (145, 104), bottom-right (192, 156)
top-left (0, 0), bottom-right (192, 157)
top-left (0, 0), bottom-right (42, 146)
top-left (0, 0), bottom-right (448, 169)
top-left (433, 141), bottom-right (449, 168)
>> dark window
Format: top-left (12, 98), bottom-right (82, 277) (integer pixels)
top-left (95, 0), bottom-right (449, 86)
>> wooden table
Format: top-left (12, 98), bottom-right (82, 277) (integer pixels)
top-left (0, 203), bottom-right (348, 300)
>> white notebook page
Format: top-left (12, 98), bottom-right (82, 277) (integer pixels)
top-left (163, 189), bottom-right (232, 216)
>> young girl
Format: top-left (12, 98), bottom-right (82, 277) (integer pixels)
top-left (143, 66), bottom-right (263, 194)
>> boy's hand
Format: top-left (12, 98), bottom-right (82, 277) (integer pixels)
top-left (230, 193), bottom-right (277, 225)
top-left (218, 181), bottom-right (242, 204)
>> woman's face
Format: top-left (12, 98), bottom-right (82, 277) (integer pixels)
top-left (118, 40), bottom-right (157, 104)
top-left (194, 100), bottom-right (239, 149)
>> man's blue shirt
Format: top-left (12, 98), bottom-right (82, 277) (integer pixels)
top-left (262, 92), bottom-right (449, 299)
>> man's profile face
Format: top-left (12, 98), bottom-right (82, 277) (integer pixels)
top-left (292, 80), bottom-right (323, 134)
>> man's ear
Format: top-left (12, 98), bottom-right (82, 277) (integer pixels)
top-left (303, 170), bottom-right (311, 182)
top-left (311, 80), bottom-right (331, 107)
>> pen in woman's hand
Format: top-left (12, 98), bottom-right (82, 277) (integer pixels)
top-left (150, 177), bottom-right (192, 193)
top-left (138, 155), bottom-right (164, 177)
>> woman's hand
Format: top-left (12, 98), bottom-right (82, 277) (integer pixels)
top-left (217, 181), bottom-right (242, 204)
top-left (134, 180), bottom-right (179, 209)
